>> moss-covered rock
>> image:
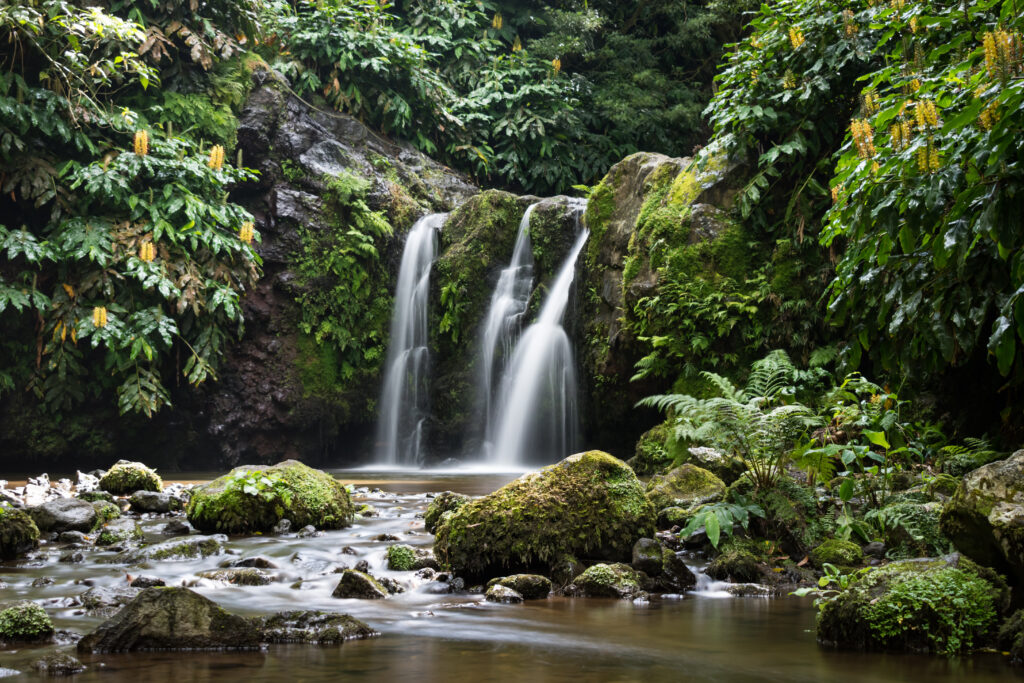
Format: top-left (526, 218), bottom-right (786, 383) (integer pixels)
top-left (196, 568), bottom-right (273, 586)
top-left (646, 464), bottom-right (725, 512)
top-left (118, 535), bottom-right (225, 563)
top-left (881, 502), bottom-right (952, 559)
top-left (256, 611), bottom-right (377, 644)
top-left (998, 609), bottom-right (1024, 666)
top-left (0, 504), bottom-right (40, 560)
top-left (485, 574), bottom-right (552, 600)
top-left (95, 518), bottom-right (142, 546)
top-left (31, 653), bottom-right (85, 676)
top-left (627, 423), bottom-right (675, 476)
top-left (940, 449), bottom-right (1024, 584)
top-left (816, 557), bottom-right (1001, 655)
top-left (433, 451), bottom-right (655, 579)
top-left (424, 491), bottom-right (470, 534)
top-left (809, 539), bottom-right (864, 569)
top-left (99, 460), bottom-right (162, 494)
top-left (186, 460), bottom-right (354, 534)
top-left (386, 544), bottom-right (417, 571)
top-left (631, 537), bottom-right (664, 575)
top-left (331, 570), bottom-right (387, 600)
top-left (78, 490), bottom-right (115, 504)
top-left (707, 549), bottom-right (761, 583)
top-left (484, 584), bottom-right (524, 604)
top-left (567, 563), bottom-right (645, 599)
top-left (0, 601), bottom-right (54, 643)
top-left (77, 587), bottom-right (261, 652)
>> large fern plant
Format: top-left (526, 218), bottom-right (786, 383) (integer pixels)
top-left (638, 350), bottom-right (821, 489)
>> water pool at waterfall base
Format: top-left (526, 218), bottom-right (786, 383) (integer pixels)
top-left (0, 471), bottom-right (1019, 682)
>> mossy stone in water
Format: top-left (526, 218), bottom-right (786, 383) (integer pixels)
top-left (423, 491), bottom-right (469, 534)
top-left (646, 464), bottom-right (725, 511)
top-left (0, 601), bottom-right (53, 643)
top-left (0, 504), bottom-right (40, 560)
top-left (196, 568), bottom-right (273, 586)
top-left (99, 460), bottom-right (162, 495)
top-left (331, 570), bottom-right (387, 600)
top-left (816, 557), bottom-right (1000, 655)
top-left (433, 451), bottom-right (656, 580)
top-left (809, 539), bottom-right (864, 569)
top-left (568, 563), bottom-right (644, 599)
top-left (707, 549), bottom-right (761, 583)
top-left (257, 611), bottom-right (377, 643)
top-left (486, 574), bottom-right (552, 600)
top-left (186, 460), bottom-right (354, 534)
top-left (386, 544), bottom-right (417, 571)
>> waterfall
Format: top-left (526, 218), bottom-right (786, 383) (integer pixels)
top-left (488, 227), bottom-right (590, 467)
top-left (375, 213), bottom-right (446, 466)
top-left (478, 203), bottom-right (537, 449)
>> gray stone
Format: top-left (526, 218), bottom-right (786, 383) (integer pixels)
top-left (485, 574), bottom-right (551, 600)
top-left (257, 611), bottom-right (377, 644)
top-left (331, 570), bottom-right (387, 600)
top-left (631, 538), bottom-right (664, 575)
top-left (484, 584), bottom-right (524, 604)
top-left (31, 652), bottom-right (84, 676)
top-left (129, 491), bottom-right (180, 514)
top-left (28, 499), bottom-right (97, 533)
top-left (80, 585), bottom-right (140, 616)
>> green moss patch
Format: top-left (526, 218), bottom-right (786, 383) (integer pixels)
top-left (99, 460), bottom-right (162, 495)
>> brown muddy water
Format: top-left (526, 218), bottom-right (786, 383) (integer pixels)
top-left (0, 469), bottom-right (1020, 682)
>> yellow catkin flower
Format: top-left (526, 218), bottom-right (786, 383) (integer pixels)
top-left (910, 17), bottom-right (918, 34)
top-left (979, 101), bottom-right (1001, 130)
top-left (914, 100), bottom-right (938, 128)
top-left (889, 120), bottom-right (912, 149)
top-left (789, 27), bottom-right (805, 49)
top-left (208, 145), bottom-right (225, 170)
top-left (862, 92), bottom-right (878, 115)
top-left (552, 58), bottom-right (561, 73)
top-left (92, 306), bottom-right (108, 328)
top-left (929, 148), bottom-right (940, 171)
top-left (133, 130), bottom-right (148, 156)
top-left (512, 36), bottom-right (522, 52)
top-left (983, 29), bottom-right (1022, 79)
top-left (890, 0), bottom-right (905, 9)
top-left (909, 78), bottom-right (921, 92)
top-left (783, 71), bottom-right (796, 89)
top-left (139, 242), bottom-right (155, 262)
top-left (492, 13), bottom-right (503, 30)
top-left (872, 161), bottom-right (881, 174)
top-left (842, 10), bottom-right (857, 37)
top-left (831, 186), bottom-right (840, 203)
top-left (916, 148), bottom-right (929, 173)
top-left (239, 221), bottom-right (255, 244)
top-left (851, 119), bottom-right (876, 158)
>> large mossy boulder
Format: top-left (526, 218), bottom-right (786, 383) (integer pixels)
top-left (77, 587), bottom-right (261, 652)
top-left (186, 460), bottom-right (353, 534)
top-left (28, 498), bottom-right (97, 533)
top-left (433, 451), bottom-right (655, 579)
top-left (626, 423), bottom-right (675, 476)
top-left (0, 601), bottom-right (54, 643)
top-left (567, 563), bottom-right (645, 599)
top-left (645, 464), bottom-right (726, 512)
top-left (0, 504), bottom-right (39, 559)
top-left (809, 539), bottom-right (864, 569)
top-left (99, 460), bottom-right (162, 494)
top-left (940, 449), bottom-right (1024, 584)
top-left (707, 549), bottom-right (761, 583)
top-left (816, 556), bottom-right (1004, 655)
top-left (423, 491), bottom-right (470, 534)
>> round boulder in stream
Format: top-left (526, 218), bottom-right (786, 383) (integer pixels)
top-left (433, 451), bottom-right (656, 579)
top-left (0, 505), bottom-right (40, 559)
top-left (331, 570), bottom-right (388, 600)
top-left (186, 460), bottom-right (354, 534)
top-left (27, 498), bottom-right (97, 534)
top-left (77, 587), bottom-right (261, 652)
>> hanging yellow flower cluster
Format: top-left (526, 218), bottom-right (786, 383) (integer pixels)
top-left (983, 29), bottom-right (1022, 79)
top-left (909, 17), bottom-right (919, 34)
top-left (861, 92), bottom-right (879, 116)
top-left (239, 221), bottom-right (255, 244)
top-left (914, 100), bottom-right (938, 129)
top-left (92, 306), bottom-right (108, 328)
top-left (208, 145), bottom-right (225, 170)
top-left (512, 36), bottom-right (522, 52)
top-left (788, 27), bottom-right (805, 49)
top-left (889, 121), bottom-right (912, 150)
top-left (750, 34), bottom-right (763, 49)
top-left (908, 78), bottom-right (921, 92)
top-left (890, 0), bottom-right (906, 9)
top-left (133, 130), bottom-right (148, 156)
top-left (831, 185), bottom-right (841, 203)
top-left (552, 58), bottom-right (561, 73)
top-left (842, 10), bottom-right (858, 37)
top-left (492, 13), bottom-right (503, 30)
top-left (979, 101), bottom-right (1001, 130)
top-left (139, 242), bottom-right (156, 262)
top-left (916, 144), bottom-right (940, 173)
top-left (851, 119), bottom-right (876, 158)
top-left (783, 70), bottom-right (797, 89)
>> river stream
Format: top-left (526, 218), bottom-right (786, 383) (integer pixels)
top-left (0, 471), bottom-right (1019, 681)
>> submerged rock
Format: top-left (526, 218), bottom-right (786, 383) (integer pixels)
top-left (484, 584), bottom-right (524, 604)
top-left (95, 518), bottom-right (142, 546)
top-left (940, 449), bottom-right (1024, 584)
top-left (129, 576), bottom-right (165, 588)
top-left (186, 460), bottom-right (353, 534)
top-left (485, 575), bottom-right (552, 600)
top-left (0, 504), bottom-right (40, 559)
top-left (118, 535), bottom-right (225, 563)
top-left (567, 563), bottom-right (646, 600)
top-left (27, 498), bottom-right (97, 534)
top-left (331, 570), bottom-right (387, 600)
top-left (0, 601), bottom-right (54, 643)
top-left (80, 586), bottom-right (140, 616)
top-left (423, 491), bottom-right (470, 534)
top-left (129, 491), bottom-right (181, 514)
top-left (77, 587), bottom-right (261, 652)
top-left (645, 464), bottom-right (725, 512)
top-left (99, 461), bottom-right (162, 495)
top-left (31, 653), bottom-right (84, 677)
top-left (196, 568), bottom-right (273, 586)
top-left (221, 556), bottom-right (278, 570)
top-left (433, 451), bottom-right (655, 579)
top-left (256, 611), bottom-right (377, 644)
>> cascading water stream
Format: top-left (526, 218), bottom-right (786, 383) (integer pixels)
top-left (375, 213), bottom-right (446, 466)
top-left (477, 203), bottom-right (538, 449)
top-left (488, 226), bottom-right (589, 467)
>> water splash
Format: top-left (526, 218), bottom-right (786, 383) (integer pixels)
top-left (376, 213), bottom-right (446, 466)
top-left (477, 203), bottom-right (537, 447)
top-left (489, 227), bottom-right (589, 466)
